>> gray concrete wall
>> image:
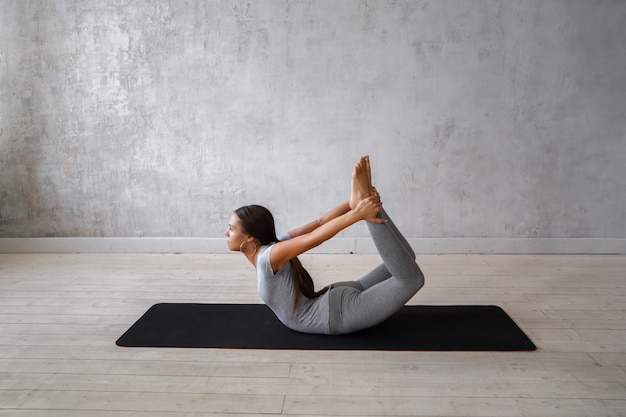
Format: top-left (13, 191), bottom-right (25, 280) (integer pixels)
top-left (1, 1), bottom-right (625, 250)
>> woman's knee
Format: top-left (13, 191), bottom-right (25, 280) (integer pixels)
top-left (406, 266), bottom-right (425, 293)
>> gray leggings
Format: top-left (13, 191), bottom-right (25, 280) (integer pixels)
top-left (327, 208), bottom-right (425, 335)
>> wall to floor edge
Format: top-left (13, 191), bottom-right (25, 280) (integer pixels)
top-left (0, 238), bottom-right (624, 254)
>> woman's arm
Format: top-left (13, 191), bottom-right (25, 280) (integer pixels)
top-left (285, 201), bottom-right (351, 238)
top-left (269, 196), bottom-right (384, 272)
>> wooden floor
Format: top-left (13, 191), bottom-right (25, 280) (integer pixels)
top-left (0, 253), bottom-right (625, 416)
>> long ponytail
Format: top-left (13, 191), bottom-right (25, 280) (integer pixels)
top-left (289, 256), bottom-right (328, 311)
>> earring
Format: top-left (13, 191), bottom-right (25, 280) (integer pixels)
top-left (240, 240), bottom-right (257, 256)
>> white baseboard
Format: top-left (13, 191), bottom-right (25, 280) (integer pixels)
top-left (1, 237), bottom-right (625, 254)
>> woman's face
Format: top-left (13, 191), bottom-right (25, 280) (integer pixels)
top-left (225, 213), bottom-right (248, 252)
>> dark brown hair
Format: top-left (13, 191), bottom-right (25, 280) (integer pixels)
top-left (234, 205), bottom-right (328, 310)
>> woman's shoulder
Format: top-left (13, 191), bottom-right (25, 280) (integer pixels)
top-left (256, 243), bottom-right (277, 272)
top-left (257, 242), bottom-right (293, 276)
top-left (257, 243), bottom-right (273, 261)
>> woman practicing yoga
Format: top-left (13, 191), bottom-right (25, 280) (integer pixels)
top-left (225, 156), bottom-right (425, 335)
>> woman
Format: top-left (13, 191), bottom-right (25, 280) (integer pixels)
top-left (225, 156), bottom-right (425, 335)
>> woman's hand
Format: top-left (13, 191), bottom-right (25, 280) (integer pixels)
top-left (353, 195), bottom-right (386, 224)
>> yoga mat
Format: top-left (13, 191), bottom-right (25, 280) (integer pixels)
top-left (116, 303), bottom-right (535, 351)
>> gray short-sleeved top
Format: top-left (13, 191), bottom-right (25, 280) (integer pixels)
top-left (255, 240), bottom-right (330, 334)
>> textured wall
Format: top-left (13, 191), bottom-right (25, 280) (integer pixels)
top-left (1, 0), bottom-right (625, 241)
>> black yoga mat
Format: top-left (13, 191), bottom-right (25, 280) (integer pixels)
top-left (116, 303), bottom-right (536, 351)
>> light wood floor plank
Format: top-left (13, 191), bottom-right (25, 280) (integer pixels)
top-left (1, 390), bottom-right (285, 414)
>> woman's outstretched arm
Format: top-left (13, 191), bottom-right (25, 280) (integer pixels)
top-left (285, 202), bottom-right (350, 238)
top-left (269, 196), bottom-right (384, 272)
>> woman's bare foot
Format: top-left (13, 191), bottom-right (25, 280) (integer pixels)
top-left (349, 156), bottom-right (375, 210)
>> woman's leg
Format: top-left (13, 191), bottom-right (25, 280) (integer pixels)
top-left (347, 156), bottom-right (419, 289)
top-left (354, 206), bottom-right (417, 289)
top-left (328, 156), bottom-right (425, 334)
